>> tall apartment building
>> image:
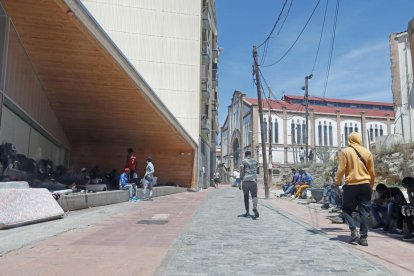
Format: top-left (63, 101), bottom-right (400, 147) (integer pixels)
top-left (80, 0), bottom-right (220, 188)
top-left (390, 17), bottom-right (414, 144)
top-left (0, 0), bottom-right (218, 188)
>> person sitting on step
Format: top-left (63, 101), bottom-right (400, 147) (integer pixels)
top-left (371, 183), bottom-right (405, 235)
top-left (293, 169), bottom-right (313, 199)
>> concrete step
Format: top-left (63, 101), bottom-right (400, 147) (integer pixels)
top-left (58, 186), bottom-right (188, 211)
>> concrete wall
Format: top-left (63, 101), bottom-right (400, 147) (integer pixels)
top-left (80, 0), bottom-right (202, 142)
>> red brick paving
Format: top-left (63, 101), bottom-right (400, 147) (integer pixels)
top-left (0, 190), bottom-right (211, 276)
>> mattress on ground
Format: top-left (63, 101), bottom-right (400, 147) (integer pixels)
top-left (0, 188), bottom-right (64, 229)
top-left (0, 181), bottom-right (30, 189)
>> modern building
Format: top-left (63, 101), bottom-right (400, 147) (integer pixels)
top-left (0, 0), bottom-right (219, 188)
top-left (390, 17), bottom-right (414, 144)
top-left (79, 0), bottom-right (220, 188)
top-left (221, 91), bottom-right (395, 173)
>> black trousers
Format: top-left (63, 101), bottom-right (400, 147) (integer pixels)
top-left (342, 184), bottom-right (371, 238)
top-left (242, 181), bottom-right (258, 213)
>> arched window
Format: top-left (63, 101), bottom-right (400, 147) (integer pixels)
top-left (263, 118), bottom-right (268, 143)
top-left (274, 119), bottom-right (279, 144)
top-left (355, 125), bottom-right (359, 133)
top-left (296, 120), bottom-right (301, 144)
top-left (380, 125), bottom-right (383, 137)
top-left (374, 124), bottom-right (379, 138)
top-left (291, 121), bottom-right (295, 144)
top-left (329, 122), bottom-right (333, 146)
top-left (318, 122), bottom-right (322, 145)
top-left (323, 121), bottom-right (328, 146)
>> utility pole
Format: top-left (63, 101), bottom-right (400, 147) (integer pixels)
top-left (304, 74), bottom-right (313, 163)
top-left (253, 45), bottom-right (269, 199)
top-left (268, 87), bottom-right (273, 189)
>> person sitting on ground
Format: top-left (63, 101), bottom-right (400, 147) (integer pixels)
top-left (401, 177), bottom-right (414, 241)
top-left (321, 166), bottom-right (341, 209)
top-left (293, 169), bottom-right (313, 199)
top-left (119, 167), bottom-right (137, 201)
top-left (371, 183), bottom-right (405, 235)
top-left (280, 168), bottom-right (300, 197)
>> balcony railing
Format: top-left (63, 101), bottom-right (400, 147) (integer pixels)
top-left (202, 41), bottom-right (211, 65)
top-left (201, 78), bottom-right (210, 100)
top-left (201, 115), bottom-right (211, 135)
top-left (212, 68), bottom-right (218, 88)
top-left (202, 5), bottom-right (211, 31)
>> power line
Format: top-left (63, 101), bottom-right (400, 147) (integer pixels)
top-left (322, 0), bottom-right (340, 98)
top-left (256, 0), bottom-right (290, 49)
top-left (262, 0), bottom-right (321, 68)
top-left (311, 0), bottom-right (328, 74)
top-left (275, 0), bottom-right (294, 36)
top-left (260, 0), bottom-right (294, 65)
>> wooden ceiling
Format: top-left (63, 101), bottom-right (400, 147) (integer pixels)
top-left (1, 0), bottom-right (196, 186)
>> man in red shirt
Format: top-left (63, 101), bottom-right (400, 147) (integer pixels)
top-left (126, 148), bottom-right (137, 179)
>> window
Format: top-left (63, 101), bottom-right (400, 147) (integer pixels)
top-left (318, 122), bottom-right (322, 145)
top-left (374, 124), bottom-right (378, 138)
top-left (369, 125), bottom-right (374, 142)
top-left (263, 119), bottom-right (267, 143)
top-left (323, 121), bottom-right (328, 146)
top-left (302, 121), bottom-right (306, 145)
top-left (344, 123), bottom-right (349, 146)
top-left (274, 120), bottom-right (279, 144)
top-left (291, 121), bottom-right (295, 144)
top-left (329, 122), bottom-right (333, 146)
top-left (355, 125), bottom-right (358, 133)
top-left (380, 125), bottom-right (384, 137)
top-left (296, 120), bottom-right (301, 144)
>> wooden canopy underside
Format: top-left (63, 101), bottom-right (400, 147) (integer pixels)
top-left (2, 0), bottom-right (196, 186)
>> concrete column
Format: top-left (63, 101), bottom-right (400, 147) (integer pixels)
top-left (386, 113), bottom-right (391, 135)
top-left (360, 111), bottom-right (367, 147)
top-left (282, 106), bottom-right (288, 164)
top-left (336, 110), bottom-right (341, 149)
top-left (309, 108), bottom-right (315, 148)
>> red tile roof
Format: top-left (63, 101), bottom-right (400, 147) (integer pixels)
top-left (284, 95), bottom-right (393, 107)
top-left (244, 98), bottom-right (395, 118)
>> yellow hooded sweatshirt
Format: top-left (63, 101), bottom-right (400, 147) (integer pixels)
top-left (335, 132), bottom-right (375, 189)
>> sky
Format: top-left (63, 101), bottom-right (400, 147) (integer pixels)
top-left (216, 0), bottom-right (414, 124)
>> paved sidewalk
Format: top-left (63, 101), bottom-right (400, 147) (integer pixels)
top-left (266, 190), bottom-right (414, 276)
top-left (0, 190), bottom-right (210, 276)
top-left (156, 187), bottom-right (390, 275)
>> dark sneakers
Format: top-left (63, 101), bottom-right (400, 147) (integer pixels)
top-left (358, 238), bottom-right (368, 246)
top-left (253, 209), bottom-right (259, 218)
top-left (241, 212), bottom-right (250, 218)
top-left (348, 229), bottom-right (359, 244)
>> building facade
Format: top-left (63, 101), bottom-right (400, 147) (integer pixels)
top-left (390, 18), bottom-right (414, 144)
top-left (0, 0), bottom-right (210, 187)
top-left (221, 91), bottom-right (395, 174)
top-left (80, 0), bottom-right (219, 188)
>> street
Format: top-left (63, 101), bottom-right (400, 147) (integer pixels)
top-left (0, 187), bottom-right (392, 275)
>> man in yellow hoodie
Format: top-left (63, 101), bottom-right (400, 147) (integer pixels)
top-left (336, 132), bottom-right (375, 246)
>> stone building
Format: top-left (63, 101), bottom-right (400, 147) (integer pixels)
top-left (221, 91), bottom-right (395, 175)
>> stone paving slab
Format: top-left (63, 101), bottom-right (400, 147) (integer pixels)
top-left (155, 187), bottom-right (392, 276)
top-left (266, 189), bottom-right (414, 275)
